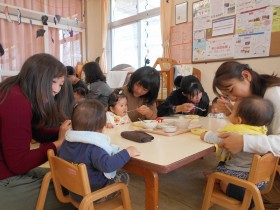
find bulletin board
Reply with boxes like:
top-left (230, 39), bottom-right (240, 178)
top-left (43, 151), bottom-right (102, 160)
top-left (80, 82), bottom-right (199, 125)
top-left (170, 22), bottom-right (193, 64)
top-left (192, 0), bottom-right (280, 63)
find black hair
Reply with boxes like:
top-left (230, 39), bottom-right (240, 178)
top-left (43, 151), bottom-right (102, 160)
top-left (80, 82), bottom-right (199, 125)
top-left (74, 87), bottom-right (87, 97)
top-left (66, 66), bottom-right (76, 76)
top-left (212, 97), bottom-right (219, 104)
top-left (174, 75), bottom-right (183, 88)
top-left (0, 44), bottom-right (4, 56)
top-left (127, 66), bottom-right (160, 105)
top-left (180, 75), bottom-right (204, 98)
top-left (108, 88), bottom-right (127, 109)
top-left (83, 62), bottom-right (106, 83)
top-left (236, 96), bottom-right (274, 126)
top-left (72, 99), bottom-right (106, 131)
top-left (213, 61), bottom-right (280, 97)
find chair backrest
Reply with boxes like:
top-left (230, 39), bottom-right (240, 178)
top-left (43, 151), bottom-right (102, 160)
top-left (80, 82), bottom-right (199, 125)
top-left (48, 149), bottom-right (92, 208)
top-left (243, 153), bottom-right (279, 208)
top-left (202, 153), bottom-right (279, 210)
top-left (153, 57), bottom-right (178, 70)
top-left (192, 68), bottom-right (201, 81)
top-left (247, 153), bottom-right (278, 193)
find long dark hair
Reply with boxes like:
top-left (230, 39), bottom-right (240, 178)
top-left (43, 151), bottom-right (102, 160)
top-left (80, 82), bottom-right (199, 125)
top-left (127, 66), bottom-right (160, 105)
top-left (83, 61), bottom-right (106, 84)
top-left (0, 53), bottom-right (70, 127)
top-left (213, 61), bottom-right (280, 97)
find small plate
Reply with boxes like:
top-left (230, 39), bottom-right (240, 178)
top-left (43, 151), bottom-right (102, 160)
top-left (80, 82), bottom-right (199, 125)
top-left (191, 128), bottom-right (208, 135)
top-left (185, 115), bottom-right (199, 119)
top-left (132, 121), bottom-right (142, 127)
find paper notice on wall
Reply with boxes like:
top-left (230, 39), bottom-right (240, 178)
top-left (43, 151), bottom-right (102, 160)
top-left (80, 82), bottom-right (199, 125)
top-left (236, 6), bottom-right (272, 34)
top-left (193, 0), bottom-right (210, 18)
top-left (234, 32), bottom-right (271, 58)
top-left (193, 39), bottom-right (207, 61)
top-left (224, 0), bottom-right (236, 16)
top-left (212, 17), bottom-right (235, 36)
top-left (170, 23), bottom-right (192, 46)
top-left (170, 43), bottom-right (192, 64)
top-left (174, 65), bottom-right (193, 78)
top-left (272, 6), bottom-right (280, 32)
top-left (206, 35), bottom-right (235, 59)
top-left (236, 0), bottom-right (270, 13)
top-left (193, 16), bottom-right (212, 31)
top-left (271, 0), bottom-right (280, 6)
top-left (210, 0), bottom-right (224, 19)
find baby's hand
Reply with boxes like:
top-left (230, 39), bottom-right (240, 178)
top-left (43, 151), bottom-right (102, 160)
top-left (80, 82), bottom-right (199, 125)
top-left (126, 146), bottom-right (140, 157)
top-left (200, 131), bottom-right (207, 140)
top-left (106, 123), bottom-right (114, 129)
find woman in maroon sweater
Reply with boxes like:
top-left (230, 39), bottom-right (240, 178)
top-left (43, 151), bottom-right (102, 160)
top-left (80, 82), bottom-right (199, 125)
top-left (0, 54), bottom-right (74, 209)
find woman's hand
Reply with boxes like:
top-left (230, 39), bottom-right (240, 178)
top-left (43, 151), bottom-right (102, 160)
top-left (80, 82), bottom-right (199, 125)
top-left (54, 120), bottom-right (71, 149)
top-left (216, 97), bottom-right (233, 116)
top-left (218, 133), bottom-right (244, 154)
top-left (136, 105), bottom-right (153, 118)
top-left (176, 103), bottom-right (194, 113)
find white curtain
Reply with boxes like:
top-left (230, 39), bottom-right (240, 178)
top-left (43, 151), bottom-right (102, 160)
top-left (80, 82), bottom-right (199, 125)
top-left (160, 0), bottom-right (172, 58)
top-left (100, 0), bottom-right (110, 73)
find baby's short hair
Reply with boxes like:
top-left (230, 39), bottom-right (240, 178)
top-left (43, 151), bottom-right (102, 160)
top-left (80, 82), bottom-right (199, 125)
top-left (236, 96), bottom-right (274, 126)
top-left (108, 88), bottom-right (127, 109)
top-left (72, 99), bottom-right (106, 131)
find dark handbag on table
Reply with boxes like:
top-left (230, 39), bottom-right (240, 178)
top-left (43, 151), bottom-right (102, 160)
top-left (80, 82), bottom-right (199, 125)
top-left (121, 131), bottom-right (154, 143)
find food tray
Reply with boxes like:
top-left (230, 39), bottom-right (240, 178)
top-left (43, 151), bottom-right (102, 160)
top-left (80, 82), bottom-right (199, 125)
top-left (140, 124), bottom-right (202, 137)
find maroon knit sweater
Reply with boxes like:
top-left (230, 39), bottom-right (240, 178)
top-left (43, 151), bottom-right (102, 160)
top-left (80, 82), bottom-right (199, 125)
top-left (0, 85), bottom-right (57, 179)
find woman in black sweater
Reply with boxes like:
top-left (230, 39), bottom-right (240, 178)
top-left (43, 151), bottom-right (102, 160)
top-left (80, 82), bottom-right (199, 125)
top-left (157, 75), bottom-right (209, 117)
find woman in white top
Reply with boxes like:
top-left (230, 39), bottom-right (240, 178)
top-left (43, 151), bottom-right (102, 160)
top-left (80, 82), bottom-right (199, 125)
top-left (212, 61), bottom-right (280, 208)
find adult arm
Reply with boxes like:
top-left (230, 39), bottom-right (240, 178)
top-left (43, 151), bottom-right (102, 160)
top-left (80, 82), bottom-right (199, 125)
top-left (219, 87), bottom-right (280, 156)
top-left (1, 92), bottom-right (56, 176)
top-left (32, 126), bottom-right (58, 142)
top-left (157, 90), bottom-right (183, 117)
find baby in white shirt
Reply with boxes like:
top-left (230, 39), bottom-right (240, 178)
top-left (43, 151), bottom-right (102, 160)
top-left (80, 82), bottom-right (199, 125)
top-left (106, 88), bottom-right (131, 128)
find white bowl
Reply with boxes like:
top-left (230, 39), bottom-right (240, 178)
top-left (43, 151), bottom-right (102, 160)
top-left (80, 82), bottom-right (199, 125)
top-left (157, 119), bottom-right (176, 129)
top-left (175, 118), bottom-right (192, 129)
top-left (141, 120), bottom-right (158, 130)
top-left (163, 125), bottom-right (177, 133)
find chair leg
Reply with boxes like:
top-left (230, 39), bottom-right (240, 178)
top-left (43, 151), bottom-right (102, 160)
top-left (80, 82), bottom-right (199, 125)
top-left (36, 172), bottom-right (52, 210)
top-left (201, 176), bottom-right (216, 210)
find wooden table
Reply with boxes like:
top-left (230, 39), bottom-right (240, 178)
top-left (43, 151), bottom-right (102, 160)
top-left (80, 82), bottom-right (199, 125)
top-left (104, 117), bottom-right (228, 210)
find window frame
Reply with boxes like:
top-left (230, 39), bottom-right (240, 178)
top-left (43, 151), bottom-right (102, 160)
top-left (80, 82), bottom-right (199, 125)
top-left (108, 1), bottom-right (160, 69)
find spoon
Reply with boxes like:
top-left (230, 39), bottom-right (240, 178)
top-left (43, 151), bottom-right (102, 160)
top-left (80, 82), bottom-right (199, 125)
top-left (138, 118), bottom-right (146, 123)
top-left (127, 109), bottom-right (137, 113)
top-left (193, 106), bottom-right (206, 112)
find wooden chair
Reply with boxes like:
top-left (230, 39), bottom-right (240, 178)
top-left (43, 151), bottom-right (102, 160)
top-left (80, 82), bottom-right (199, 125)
top-left (153, 57), bottom-right (178, 70)
top-left (201, 153), bottom-right (279, 210)
top-left (153, 58), bottom-right (178, 102)
top-left (36, 149), bottom-right (132, 210)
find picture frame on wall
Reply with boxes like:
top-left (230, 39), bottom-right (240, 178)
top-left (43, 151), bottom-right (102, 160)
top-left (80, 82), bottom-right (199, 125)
top-left (175, 2), bottom-right (188, 25)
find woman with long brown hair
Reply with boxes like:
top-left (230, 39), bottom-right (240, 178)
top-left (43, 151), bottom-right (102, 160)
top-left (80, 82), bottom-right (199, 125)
top-left (0, 53), bottom-right (74, 209)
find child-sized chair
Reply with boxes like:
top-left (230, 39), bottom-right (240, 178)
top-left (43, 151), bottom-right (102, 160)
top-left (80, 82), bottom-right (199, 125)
top-left (201, 153), bottom-right (279, 210)
top-left (36, 149), bottom-right (132, 210)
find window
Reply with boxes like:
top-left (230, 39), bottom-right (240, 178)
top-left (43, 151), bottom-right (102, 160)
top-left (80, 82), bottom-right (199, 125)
top-left (109, 0), bottom-right (162, 69)
top-left (0, 1), bottom-right (84, 81)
